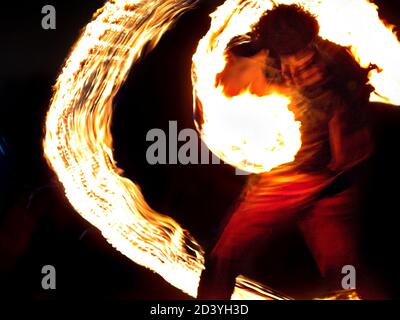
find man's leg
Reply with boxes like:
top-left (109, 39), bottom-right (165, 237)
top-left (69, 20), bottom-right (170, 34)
top-left (298, 186), bottom-right (361, 292)
top-left (197, 177), bottom-right (311, 300)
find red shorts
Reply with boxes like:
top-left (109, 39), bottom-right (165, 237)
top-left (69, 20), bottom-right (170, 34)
top-left (198, 170), bottom-right (361, 299)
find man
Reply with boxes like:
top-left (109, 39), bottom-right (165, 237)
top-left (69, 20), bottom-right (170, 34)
top-left (197, 4), bottom-right (375, 299)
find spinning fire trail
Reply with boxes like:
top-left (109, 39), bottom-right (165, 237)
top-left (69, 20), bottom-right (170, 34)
top-left (44, 0), bottom-right (400, 299)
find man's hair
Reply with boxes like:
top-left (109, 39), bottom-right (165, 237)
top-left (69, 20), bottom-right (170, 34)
top-left (254, 4), bottom-right (320, 55)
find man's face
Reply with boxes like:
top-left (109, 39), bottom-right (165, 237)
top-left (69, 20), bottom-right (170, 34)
top-left (280, 46), bottom-right (324, 88)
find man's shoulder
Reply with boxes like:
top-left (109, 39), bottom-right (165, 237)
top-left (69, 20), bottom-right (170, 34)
top-left (315, 38), bottom-right (369, 80)
top-left (315, 38), bottom-right (373, 99)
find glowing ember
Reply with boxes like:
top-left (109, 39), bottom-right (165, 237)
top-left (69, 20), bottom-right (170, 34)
top-left (44, 0), bottom-right (400, 300)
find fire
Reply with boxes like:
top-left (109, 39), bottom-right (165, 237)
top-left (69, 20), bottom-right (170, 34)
top-left (192, 0), bottom-right (400, 173)
top-left (43, 0), bottom-right (283, 300)
top-left (192, 0), bottom-right (301, 174)
top-left (313, 0), bottom-right (400, 105)
top-left (194, 91), bottom-right (302, 173)
top-left (44, 0), bottom-right (205, 298)
top-left (43, 0), bottom-right (400, 300)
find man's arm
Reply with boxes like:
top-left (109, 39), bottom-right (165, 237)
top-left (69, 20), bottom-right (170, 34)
top-left (322, 42), bottom-right (375, 173)
top-left (283, 40), bottom-right (375, 173)
top-left (328, 97), bottom-right (374, 173)
top-left (215, 48), bottom-right (277, 97)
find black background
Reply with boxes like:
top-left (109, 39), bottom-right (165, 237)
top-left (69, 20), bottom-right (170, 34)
top-left (1, 0), bottom-right (400, 300)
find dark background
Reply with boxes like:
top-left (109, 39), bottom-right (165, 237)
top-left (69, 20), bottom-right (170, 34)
top-left (1, 0), bottom-right (400, 300)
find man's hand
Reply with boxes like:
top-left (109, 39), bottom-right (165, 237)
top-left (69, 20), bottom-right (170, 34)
top-left (215, 50), bottom-right (274, 97)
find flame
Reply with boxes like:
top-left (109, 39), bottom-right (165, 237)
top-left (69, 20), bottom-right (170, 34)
top-left (312, 0), bottom-right (400, 105)
top-left (43, 0), bottom-right (284, 300)
top-left (315, 290), bottom-right (361, 300)
top-left (192, 0), bottom-right (400, 173)
top-left (44, 0), bottom-right (204, 298)
top-left (192, 0), bottom-right (302, 174)
top-left (43, 0), bottom-right (400, 300)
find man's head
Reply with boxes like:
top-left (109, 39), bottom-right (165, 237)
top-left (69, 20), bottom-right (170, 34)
top-left (254, 4), bottom-right (319, 56)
